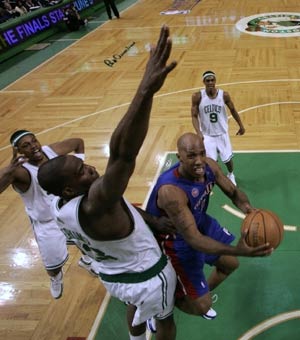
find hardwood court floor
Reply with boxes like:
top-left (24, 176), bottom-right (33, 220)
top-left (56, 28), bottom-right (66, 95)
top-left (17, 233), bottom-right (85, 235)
top-left (0, 0), bottom-right (300, 339)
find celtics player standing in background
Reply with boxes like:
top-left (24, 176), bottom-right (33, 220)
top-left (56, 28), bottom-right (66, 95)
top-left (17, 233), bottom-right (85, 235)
top-left (191, 70), bottom-right (245, 186)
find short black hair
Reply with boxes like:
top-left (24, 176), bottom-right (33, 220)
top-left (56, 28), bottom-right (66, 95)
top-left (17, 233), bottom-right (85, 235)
top-left (38, 156), bottom-right (68, 197)
top-left (10, 130), bottom-right (34, 147)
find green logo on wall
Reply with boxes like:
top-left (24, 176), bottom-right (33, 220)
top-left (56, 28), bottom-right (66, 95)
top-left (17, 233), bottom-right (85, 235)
top-left (236, 12), bottom-right (300, 37)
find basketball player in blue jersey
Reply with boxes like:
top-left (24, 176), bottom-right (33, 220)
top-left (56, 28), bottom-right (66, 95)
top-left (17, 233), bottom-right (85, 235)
top-left (146, 132), bottom-right (272, 321)
top-left (191, 70), bottom-right (245, 186)
top-left (0, 131), bottom-right (100, 299)
top-left (38, 26), bottom-right (178, 340)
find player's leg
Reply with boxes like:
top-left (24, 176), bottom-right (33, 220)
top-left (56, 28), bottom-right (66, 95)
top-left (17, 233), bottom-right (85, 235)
top-left (204, 216), bottom-right (238, 291)
top-left (156, 314), bottom-right (176, 340)
top-left (126, 304), bottom-right (147, 340)
top-left (207, 255), bottom-right (239, 291)
top-left (175, 291), bottom-right (214, 317)
top-left (218, 133), bottom-right (236, 184)
top-left (32, 219), bottom-right (68, 299)
top-left (203, 135), bottom-right (218, 160)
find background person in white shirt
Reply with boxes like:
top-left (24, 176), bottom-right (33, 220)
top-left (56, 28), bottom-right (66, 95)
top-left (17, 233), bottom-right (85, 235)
top-left (191, 70), bottom-right (245, 185)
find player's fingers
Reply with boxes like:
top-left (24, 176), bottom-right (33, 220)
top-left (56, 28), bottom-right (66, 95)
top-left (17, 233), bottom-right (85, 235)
top-left (12, 147), bottom-right (18, 159)
top-left (153, 25), bottom-right (169, 59)
top-left (253, 243), bottom-right (273, 255)
top-left (165, 60), bottom-right (177, 74)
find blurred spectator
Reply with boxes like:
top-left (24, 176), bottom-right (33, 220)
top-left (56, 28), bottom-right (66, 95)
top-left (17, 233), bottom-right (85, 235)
top-left (103, 0), bottom-right (119, 20)
top-left (14, 0), bottom-right (28, 15)
top-left (63, 5), bottom-right (87, 31)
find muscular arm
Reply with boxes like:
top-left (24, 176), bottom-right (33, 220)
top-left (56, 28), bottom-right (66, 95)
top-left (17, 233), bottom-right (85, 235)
top-left (191, 92), bottom-right (203, 138)
top-left (224, 91), bottom-right (245, 135)
top-left (157, 184), bottom-right (271, 256)
top-left (49, 138), bottom-right (84, 155)
top-left (157, 185), bottom-right (239, 255)
top-left (88, 26), bottom-right (177, 209)
top-left (206, 158), bottom-right (253, 214)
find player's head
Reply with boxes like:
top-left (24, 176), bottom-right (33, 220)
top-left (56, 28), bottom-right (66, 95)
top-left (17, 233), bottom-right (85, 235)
top-left (10, 130), bottom-right (43, 161)
top-left (202, 70), bottom-right (216, 87)
top-left (10, 130), bottom-right (34, 148)
top-left (38, 155), bottom-right (99, 199)
top-left (176, 133), bottom-right (206, 180)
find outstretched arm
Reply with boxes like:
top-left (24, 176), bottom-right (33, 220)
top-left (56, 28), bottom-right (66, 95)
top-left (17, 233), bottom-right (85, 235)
top-left (224, 91), bottom-right (245, 135)
top-left (91, 25), bottom-right (177, 206)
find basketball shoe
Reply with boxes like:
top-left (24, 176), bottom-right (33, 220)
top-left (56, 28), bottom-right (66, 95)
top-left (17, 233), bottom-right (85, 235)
top-left (78, 256), bottom-right (99, 277)
top-left (50, 270), bottom-right (63, 299)
top-left (227, 172), bottom-right (237, 186)
top-left (146, 317), bottom-right (156, 333)
top-left (202, 307), bottom-right (217, 320)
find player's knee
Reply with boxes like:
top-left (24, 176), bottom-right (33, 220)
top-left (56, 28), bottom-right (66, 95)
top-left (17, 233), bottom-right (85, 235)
top-left (217, 255), bottom-right (239, 275)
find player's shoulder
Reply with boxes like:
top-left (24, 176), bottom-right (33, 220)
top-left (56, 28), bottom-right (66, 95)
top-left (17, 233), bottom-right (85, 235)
top-left (222, 89), bottom-right (230, 99)
top-left (192, 90), bottom-right (202, 102)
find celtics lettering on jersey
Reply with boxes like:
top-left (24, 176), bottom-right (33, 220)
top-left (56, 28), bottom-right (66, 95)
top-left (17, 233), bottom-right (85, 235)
top-left (203, 104), bottom-right (222, 123)
top-left (61, 227), bottom-right (118, 262)
top-left (199, 89), bottom-right (227, 136)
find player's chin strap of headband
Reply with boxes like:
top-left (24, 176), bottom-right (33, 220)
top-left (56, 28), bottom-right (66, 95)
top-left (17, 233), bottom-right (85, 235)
top-left (202, 72), bottom-right (216, 80)
top-left (11, 131), bottom-right (33, 147)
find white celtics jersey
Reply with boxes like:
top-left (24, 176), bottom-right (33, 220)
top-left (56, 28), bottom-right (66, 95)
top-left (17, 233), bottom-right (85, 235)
top-left (52, 196), bottom-right (162, 275)
top-left (13, 146), bottom-right (57, 222)
top-left (198, 89), bottom-right (228, 136)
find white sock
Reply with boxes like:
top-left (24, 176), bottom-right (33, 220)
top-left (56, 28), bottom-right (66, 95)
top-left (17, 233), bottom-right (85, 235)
top-left (129, 332), bottom-right (146, 340)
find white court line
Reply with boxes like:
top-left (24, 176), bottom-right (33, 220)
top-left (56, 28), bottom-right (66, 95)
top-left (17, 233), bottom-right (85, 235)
top-left (1, 97), bottom-right (300, 152)
top-left (87, 292), bottom-right (111, 340)
top-left (238, 310), bottom-right (300, 340)
top-left (222, 204), bottom-right (298, 231)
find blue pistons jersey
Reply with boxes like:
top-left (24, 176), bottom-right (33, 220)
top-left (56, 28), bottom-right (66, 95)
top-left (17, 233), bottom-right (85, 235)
top-left (146, 162), bottom-right (235, 298)
top-left (146, 162), bottom-right (215, 236)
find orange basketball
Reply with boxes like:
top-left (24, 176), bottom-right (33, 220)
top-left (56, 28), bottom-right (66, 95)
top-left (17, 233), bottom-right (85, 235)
top-left (241, 209), bottom-right (284, 249)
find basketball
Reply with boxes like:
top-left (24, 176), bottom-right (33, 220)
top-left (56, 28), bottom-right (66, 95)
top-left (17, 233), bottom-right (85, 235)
top-left (241, 209), bottom-right (284, 249)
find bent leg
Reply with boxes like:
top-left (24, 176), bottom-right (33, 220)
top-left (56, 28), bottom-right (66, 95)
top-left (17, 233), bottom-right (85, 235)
top-left (208, 255), bottom-right (239, 291)
top-left (175, 291), bottom-right (212, 316)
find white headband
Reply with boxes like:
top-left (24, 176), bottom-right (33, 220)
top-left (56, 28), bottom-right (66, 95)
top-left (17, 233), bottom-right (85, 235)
top-left (11, 131), bottom-right (33, 147)
top-left (202, 72), bottom-right (216, 80)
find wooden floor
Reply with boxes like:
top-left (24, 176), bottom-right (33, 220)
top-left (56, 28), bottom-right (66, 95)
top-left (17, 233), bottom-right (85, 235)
top-left (1, 0), bottom-right (300, 339)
